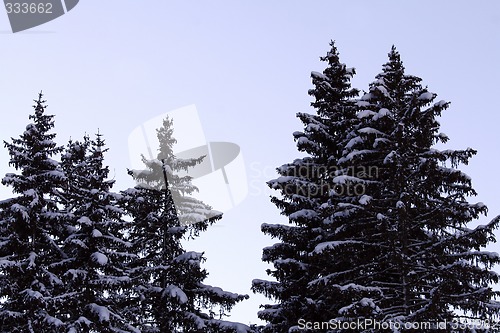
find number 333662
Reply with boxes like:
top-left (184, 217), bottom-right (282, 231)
top-left (5, 3), bottom-right (53, 14)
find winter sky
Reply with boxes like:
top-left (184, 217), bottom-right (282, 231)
top-left (0, 1), bottom-right (499, 325)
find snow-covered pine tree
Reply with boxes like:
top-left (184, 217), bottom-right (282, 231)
top-left (121, 116), bottom-right (252, 333)
top-left (251, 41), bottom-right (377, 332)
top-left (253, 43), bottom-right (500, 332)
top-left (336, 46), bottom-right (500, 330)
top-left (57, 133), bottom-right (138, 332)
top-left (0, 93), bottom-right (67, 332)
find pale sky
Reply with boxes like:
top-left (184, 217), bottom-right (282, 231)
top-left (0, 1), bottom-right (499, 326)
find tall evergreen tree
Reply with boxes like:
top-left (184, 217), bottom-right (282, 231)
top-left (121, 117), bottom-right (252, 332)
top-left (0, 93), bottom-right (67, 332)
top-left (251, 42), bottom-right (368, 332)
top-left (253, 44), bottom-right (500, 332)
top-left (57, 133), bottom-right (138, 332)
top-left (333, 46), bottom-right (500, 330)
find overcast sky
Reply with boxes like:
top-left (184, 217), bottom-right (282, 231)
top-left (0, 1), bottom-right (499, 325)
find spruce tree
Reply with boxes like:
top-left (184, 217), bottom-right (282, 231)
top-left (58, 133), bottom-right (138, 332)
top-left (121, 117), bottom-right (252, 332)
top-left (251, 42), bottom-right (368, 332)
top-left (334, 46), bottom-right (500, 330)
top-left (253, 44), bottom-right (500, 332)
top-left (0, 93), bottom-right (67, 332)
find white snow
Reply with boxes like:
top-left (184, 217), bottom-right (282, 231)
top-left (375, 85), bottom-right (390, 98)
top-left (174, 251), bottom-right (202, 267)
top-left (27, 251), bottom-right (36, 268)
top-left (332, 175), bottom-right (362, 185)
top-left (297, 136), bottom-right (314, 146)
top-left (77, 216), bottom-right (92, 225)
top-left (23, 189), bottom-right (36, 196)
top-left (373, 108), bottom-right (391, 121)
top-left (44, 315), bottom-right (63, 327)
top-left (23, 289), bottom-right (43, 299)
top-left (289, 209), bottom-right (317, 220)
top-left (346, 136), bottom-right (363, 149)
top-left (356, 100), bottom-right (370, 107)
top-left (339, 297), bottom-right (380, 315)
top-left (475, 202), bottom-right (486, 209)
top-left (437, 132), bottom-right (449, 140)
top-left (92, 229), bottom-right (102, 237)
top-left (334, 283), bottom-right (381, 293)
top-left (208, 319), bottom-right (251, 333)
top-left (91, 252), bottom-right (108, 266)
top-left (163, 163), bottom-right (173, 175)
top-left (434, 99), bottom-right (448, 107)
top-left (418, 92), bottom-right (435, 100)
top-left (89, 303), bottom-right (110, 322)
top-left (305, 123), bottom-right (321, 132)
top-left (359, 195), bottom-right (372, 205)
top-left (373, 137), bottom-right (390, 148)
top-left (76, 317), bottom-right (92, 326)
top-left (10, 204), bottom-right (30, 222)
top-left (46, 170), bottom-right (65, 179)
top-left (339, 149), bottom-right (376, 163)
top-left (383, 151), bottom-right (397, 164)
top-left (313, 240), bottom-right (362, 253)
top-left (164, 285), bottom-right (188, 304)
top-left (358, 127), bottom-right (385, 136)
top-left (357, 110), bottom-right (376, 119)
top-left (199, 283), bottom-right (243, 299)
top-left (311, 71), bottom-right (328, 80)
top-left (65, 269), bottom-right (87, 280)
top-left (0, 259), bottom-right (16, 268)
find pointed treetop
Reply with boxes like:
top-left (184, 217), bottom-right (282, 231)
top-left (321, 40), bottom-right (340, 65)
top-left (308, 40), bottom-right (358, 116)
top-left (89, 131), bottom-right (111, 183)
top-left (26, 91), bottom-right (58, 137)
top-left (382, 45), bottom-right (404, 74)
top-left (389, 45), bottom-right (399, 57)
top-left (318, 40), bottom-right (356, 78)
top-left (33, 91), bottom-right (46, 117)
top-left (363, 46), bottom-right (423, 105)
top-left (156, 116), bottom-right (177, 160)
top-left (93, 129), bottom-right (106, 154)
